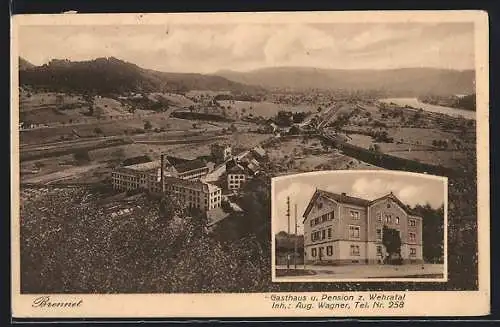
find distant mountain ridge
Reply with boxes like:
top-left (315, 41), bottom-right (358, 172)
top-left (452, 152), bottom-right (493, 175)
top-left (19, 57), bottom-right (264, 95)
top-left (19, 57), bottom-right (35, 71)
top-left (216, 67), bottom-right (475, 96)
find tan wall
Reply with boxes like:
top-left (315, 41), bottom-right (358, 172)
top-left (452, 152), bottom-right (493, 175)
top-left (368, 197), bottom-right (422, 246)
top-left (338, 204), bottom-right (367, 241)
top-left (303, 196), bottom-right (339, 247)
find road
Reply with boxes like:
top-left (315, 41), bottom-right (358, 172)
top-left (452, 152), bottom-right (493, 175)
top-left (275, 263), bottom-right (445, 279)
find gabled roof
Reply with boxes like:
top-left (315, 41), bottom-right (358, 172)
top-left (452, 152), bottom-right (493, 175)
top-left (302, 189), bottom-right (370, 223)
top-left (122, 155), bottom-right (152, 167)
top-left (172, 158), bottom-right (207, 173)
top-left (369, 192), bottom-right (418, 216)
top-left (227, 163), bottom-right (247, 174)
top-left (164, 155), bottom-right (190, 167)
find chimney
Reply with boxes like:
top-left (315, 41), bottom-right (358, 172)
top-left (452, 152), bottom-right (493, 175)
top-left (160, 154), bottom-right (165, 193)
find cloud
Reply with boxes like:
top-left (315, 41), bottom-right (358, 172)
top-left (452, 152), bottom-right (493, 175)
top-left (18, 22), bottom-right (474, 73)
top-left (350, 176), bottom-right (442, 208)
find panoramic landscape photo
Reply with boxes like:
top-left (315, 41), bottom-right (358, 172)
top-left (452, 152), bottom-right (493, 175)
top-left (17, 22), bottom-right (477, 293)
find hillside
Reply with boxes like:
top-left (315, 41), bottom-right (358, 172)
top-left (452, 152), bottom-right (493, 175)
top-left (216, 67), bottom-right (475, 96)
top-left (19, 57), bottom-right (264, 95)
top-left (19, 57), bottom-right (36, 71)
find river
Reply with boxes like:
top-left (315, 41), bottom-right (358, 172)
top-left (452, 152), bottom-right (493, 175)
top-left (378, 97), bottom-right (475, 120)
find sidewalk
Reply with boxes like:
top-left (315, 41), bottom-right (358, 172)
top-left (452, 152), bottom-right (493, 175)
top-left (276, 263), bottom-right (444, 279)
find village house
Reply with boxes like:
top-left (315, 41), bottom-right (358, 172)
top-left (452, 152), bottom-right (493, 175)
top-left (210, 143), bottom-right (232, 163)
top-left (226, 161), bottom-right (248, 191)
top-left (302, 190), bottom-right (423, 265)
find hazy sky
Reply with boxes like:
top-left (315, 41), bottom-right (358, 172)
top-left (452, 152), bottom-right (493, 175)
top-left (273, 172), bottom-right (446, 235)
top-left (18, 22), bottom-right (474, 73)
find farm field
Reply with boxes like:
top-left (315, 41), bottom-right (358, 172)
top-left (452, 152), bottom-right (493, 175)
top-left (388, 150), bottom-right (469, 168)
top-left (265, 136), bottom-right (379, 173)
top-left (217, 100), bottom-right (314, 118)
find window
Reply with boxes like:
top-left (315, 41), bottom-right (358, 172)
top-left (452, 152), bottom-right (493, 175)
top-left (321, 229), bottom-right (326, 240)
top-left (376, 228), bottom-right (382, 241)
top-left (329, 211), bottom-right (334, 220)
top-left (350, 245), bottom-right (360, 256)
top-left (385, 214), bottom-right (392, 223)
top-left (311, 248), bottom-right (317, 257)
top-left (387, 202), bottom-right (391, 208)
top-left (310, 220), bottom-right (314, 227)
top-left (327, 246), bottom-right (333, 256)
top-left (349, 225), bottom-right (360, 239)
top-left (328, 228), bottom-right (332, 238)
top-left (396, 217), bottom-right (400, 225)
top-left (376, 245), bottom-right (382, 255)
top-left (317, 202), bottom-right (323, 209)
top-left (322, 214), bottom-right (328, 222)
top-left (350, 210), bottom-right (360, 220)
top-left (409, 219), bottom-right (416, 227)
top-left (409, 232), bottom-right (416, 243)
top-left (377, 212), bottom-right (382, 222)
top-left (410, 248), bottom-right (417, 257)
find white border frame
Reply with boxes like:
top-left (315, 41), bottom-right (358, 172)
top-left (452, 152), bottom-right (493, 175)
top-left (11, 10), bottom-right (490, 318)
top-left (271, 170), bottom-right (448, 283)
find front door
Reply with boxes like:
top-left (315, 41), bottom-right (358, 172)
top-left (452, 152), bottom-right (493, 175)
top-left (319, 247), bottom-right (324, 261)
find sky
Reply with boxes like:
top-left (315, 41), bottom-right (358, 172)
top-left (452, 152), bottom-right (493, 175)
top-left (272, 171), bottom-right (446, 235)
top-left (18, 22), bottom-right (474, 73)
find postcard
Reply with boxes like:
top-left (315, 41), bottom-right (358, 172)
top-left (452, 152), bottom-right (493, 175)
top-left (11, 10), bottom-right (490, 318)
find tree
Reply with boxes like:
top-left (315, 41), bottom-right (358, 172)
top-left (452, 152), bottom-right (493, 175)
top-left (412, 203), bottom-right (444, 263)
top-left (221, 200), bottom-right (232, 213)
top-left (144, 120), bottom-right (152, 131)
top-left (382, 225), bottom-right (402, 264)
top-left (94, 127), bottom-right (103, 135)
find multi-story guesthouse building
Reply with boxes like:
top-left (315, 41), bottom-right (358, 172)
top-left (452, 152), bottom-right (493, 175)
top-left (111, 154), bottom-right (222, 213)
top-left (226, 162), bottom-right (248, 191)
top-left (302, 189), bottom-right (424, 265)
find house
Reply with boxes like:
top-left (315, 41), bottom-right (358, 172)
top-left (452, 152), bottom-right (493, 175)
top-left (210, 143), bottom-right (232, 163)
top-left (226, 161), bottom-right (249, 191)
top-left (302, 190), bottom-right (424, 265)
top-left (251, 145), bottom-right (267, 159)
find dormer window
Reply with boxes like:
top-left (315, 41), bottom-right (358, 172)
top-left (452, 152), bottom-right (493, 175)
top-left (317, 202), bottom-right (323, 209)
top-left (387, 202), bottom-right (391, 208)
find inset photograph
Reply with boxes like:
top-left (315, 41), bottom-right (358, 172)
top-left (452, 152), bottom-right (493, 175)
top-left (272, 170), bottom-right (447, 282)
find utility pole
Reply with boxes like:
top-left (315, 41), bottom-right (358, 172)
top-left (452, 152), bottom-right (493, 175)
top-left (294, 203), bottom-right (298, 270)
top-left (286, 196), bottom-right (290, 270)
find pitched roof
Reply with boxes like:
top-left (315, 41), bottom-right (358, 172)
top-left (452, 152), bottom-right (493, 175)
top-left (172, 158), bottom-right (207, 173)
top-left (122, 155), bottom-right (151, 167)
top-left (252, 145), bottom-right (266, 157)
top-left (163, 155), bottom-right (190, 166)
top-left (227, 163), bottom-right (247, 174)
top-left (127, 160), bottom-right (161, 171)
top-left (302, 189), bottom-right (369, 222)
top-left (302, 189), bottom-right (420, 223)
top-left (369, 192), bottom-right (418, 216)
top-left (318, 190), bottom-right (371, 207)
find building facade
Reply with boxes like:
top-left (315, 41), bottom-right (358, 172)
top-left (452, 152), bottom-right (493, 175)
top-left (302, 190), bottom-right (424, 265)
top-left (111, 154), bottom-right (221, 213)
top-left (226, 163), bottom-right (248, 191)
top-left (149, 176), bottom-right (222, 212)
top-left (210, 143), bottom-right (232, 163)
